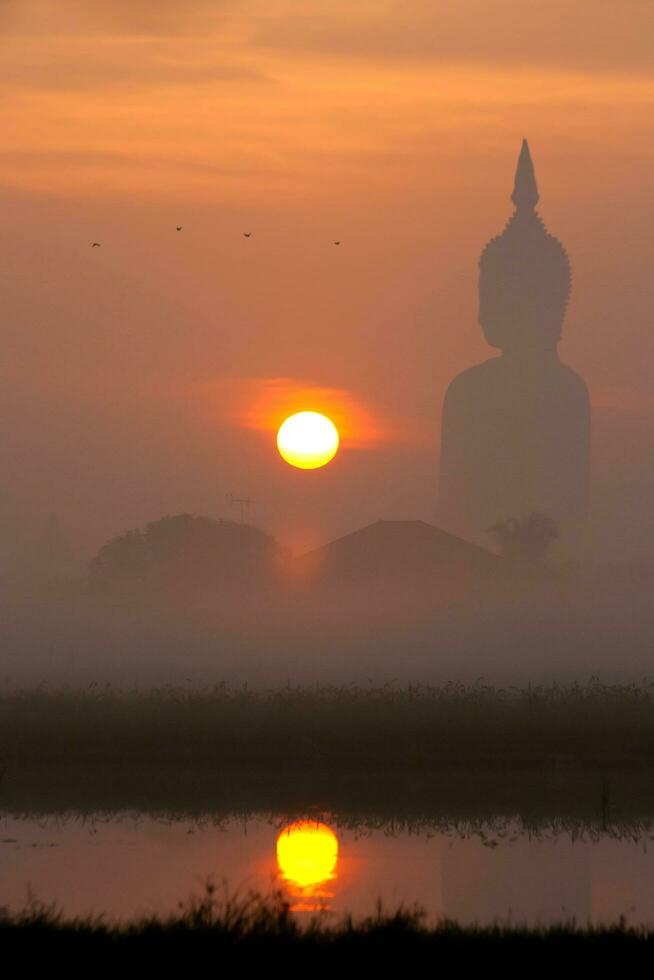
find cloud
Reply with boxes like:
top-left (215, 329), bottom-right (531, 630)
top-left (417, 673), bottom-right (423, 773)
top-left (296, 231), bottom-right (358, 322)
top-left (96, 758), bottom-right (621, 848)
top-left (185, 376), bottom-right (427, 449)
top-left (0, 0), bottom-right (242, 37)
top-left (0, 0), bottom-right (651, 207)
top-left (0, 36), bottom-right (267, 92)
top-left (4, 1), bottom-right (654, 75)
top-left (251, 0), bottom-right (654, 74)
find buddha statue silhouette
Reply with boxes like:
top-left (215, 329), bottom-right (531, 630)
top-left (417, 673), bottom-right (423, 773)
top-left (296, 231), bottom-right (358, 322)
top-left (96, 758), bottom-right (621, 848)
top-left (438, 140), bottom-right (590, 543)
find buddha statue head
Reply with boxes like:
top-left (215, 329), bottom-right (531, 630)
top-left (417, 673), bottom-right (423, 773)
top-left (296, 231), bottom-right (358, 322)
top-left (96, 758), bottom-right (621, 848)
top-left (478, 139), bottom-right (571, 353)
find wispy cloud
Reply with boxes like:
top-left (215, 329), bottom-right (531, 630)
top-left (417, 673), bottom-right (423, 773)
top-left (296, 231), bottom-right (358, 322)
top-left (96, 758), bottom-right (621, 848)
top-left (0, 0), bottom-right (241, 37)
top-left (186, 376), bottom-right (427, 449)
top-left (250, 0), bottom-right (654, 73)
top-left (0, 2), bottom-right (652, 203)
top-left (7, 0), bottom-right (652, 75)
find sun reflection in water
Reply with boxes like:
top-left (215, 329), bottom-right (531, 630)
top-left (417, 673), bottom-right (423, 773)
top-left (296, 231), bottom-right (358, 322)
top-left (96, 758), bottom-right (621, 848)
top-left (276, 820), bottom-right (339, 911)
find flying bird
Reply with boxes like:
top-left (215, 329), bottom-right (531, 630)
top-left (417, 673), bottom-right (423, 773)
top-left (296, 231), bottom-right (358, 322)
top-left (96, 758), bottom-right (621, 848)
top-left (333, 241), bottom-right (341, 245)
top-left (176, 226), bottom-right (182, 231)
top-left (243, 232), bottom-right (252, 238)
top-left (91, 242), bottom-right (101, 247)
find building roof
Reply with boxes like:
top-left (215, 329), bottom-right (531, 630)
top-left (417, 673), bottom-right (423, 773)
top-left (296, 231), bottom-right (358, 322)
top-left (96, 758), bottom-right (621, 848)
top-left (293, 519), bottom-right (503, 589)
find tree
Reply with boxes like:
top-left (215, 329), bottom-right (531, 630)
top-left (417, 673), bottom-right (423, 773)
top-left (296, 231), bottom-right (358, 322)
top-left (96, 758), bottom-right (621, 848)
top-left (89, 529), bottom-right (151, 591)
top-left (487, 512), bottom-right (559, 565)
top-left (89, 514), bottom-right (286, 593)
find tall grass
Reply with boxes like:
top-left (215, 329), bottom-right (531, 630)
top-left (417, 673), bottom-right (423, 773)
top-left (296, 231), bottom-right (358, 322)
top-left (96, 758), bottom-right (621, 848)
top-left (2, 679), bottom-right (654, 768)
top-left (3, 681), bottom-right (654, 830)
top-left (1, 883), bottom-right (653, 963)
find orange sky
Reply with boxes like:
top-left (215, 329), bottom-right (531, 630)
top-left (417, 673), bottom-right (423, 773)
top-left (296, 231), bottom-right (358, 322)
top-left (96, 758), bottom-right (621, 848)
top-left (0, 1), bottom-right (653, 556)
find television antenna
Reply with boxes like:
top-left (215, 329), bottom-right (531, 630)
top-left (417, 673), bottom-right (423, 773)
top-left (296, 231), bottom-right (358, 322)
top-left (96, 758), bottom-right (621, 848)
top-left (227, 493), bottom-right (255, 524)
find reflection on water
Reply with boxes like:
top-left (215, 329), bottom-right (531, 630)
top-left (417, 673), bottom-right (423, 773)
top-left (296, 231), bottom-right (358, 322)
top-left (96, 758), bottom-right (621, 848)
top-left (2, 813), bottom-right (654, 926)
top-left (276, 820), bottom-right (339, 911)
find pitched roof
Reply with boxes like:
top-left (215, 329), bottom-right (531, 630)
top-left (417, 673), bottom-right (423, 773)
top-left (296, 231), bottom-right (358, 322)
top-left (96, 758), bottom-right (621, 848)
top-left (293, 520), bottom-right (503, 587)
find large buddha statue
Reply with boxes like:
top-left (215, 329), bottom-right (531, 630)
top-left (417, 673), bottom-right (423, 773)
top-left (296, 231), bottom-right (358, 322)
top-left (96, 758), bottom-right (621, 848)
top-left (438, 140), bottom-right (590, 544)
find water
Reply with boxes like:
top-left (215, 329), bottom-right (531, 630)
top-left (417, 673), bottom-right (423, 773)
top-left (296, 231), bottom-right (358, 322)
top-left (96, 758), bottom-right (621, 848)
top-left (2, 813), bottom-right (654, 927)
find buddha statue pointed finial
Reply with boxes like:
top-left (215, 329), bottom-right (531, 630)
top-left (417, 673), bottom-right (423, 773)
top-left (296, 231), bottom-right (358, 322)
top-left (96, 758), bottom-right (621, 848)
top-left (511, 138), bottom-right (539, 211)
top-left (478, 139), bottom-right (570, 351)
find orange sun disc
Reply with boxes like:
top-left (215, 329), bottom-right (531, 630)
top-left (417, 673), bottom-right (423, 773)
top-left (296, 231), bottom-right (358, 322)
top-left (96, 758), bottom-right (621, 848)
top-left (276, 411), bottom-right (339, 469)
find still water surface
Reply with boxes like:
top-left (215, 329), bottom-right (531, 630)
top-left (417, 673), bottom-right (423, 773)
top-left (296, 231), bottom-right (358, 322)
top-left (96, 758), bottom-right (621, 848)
top-left (2, 814), bottom-right (654, 927)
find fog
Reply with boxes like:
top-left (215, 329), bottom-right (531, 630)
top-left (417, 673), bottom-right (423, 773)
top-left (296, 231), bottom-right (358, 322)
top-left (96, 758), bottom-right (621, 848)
top-left (1, 561), bottom-right (652, 691)
top-left (1, 2), bottom-right (653, 692)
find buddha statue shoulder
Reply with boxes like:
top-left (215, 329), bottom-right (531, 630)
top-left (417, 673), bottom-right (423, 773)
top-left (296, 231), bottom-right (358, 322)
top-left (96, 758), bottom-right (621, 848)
top-left (438, 140), bottom-right (590, 542)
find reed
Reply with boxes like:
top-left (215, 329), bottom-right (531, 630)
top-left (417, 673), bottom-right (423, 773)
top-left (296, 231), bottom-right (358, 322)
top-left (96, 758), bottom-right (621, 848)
top-left (1, 883), bottom-right (652, 964)
top-left (2, 679), bottom-right (654, 769)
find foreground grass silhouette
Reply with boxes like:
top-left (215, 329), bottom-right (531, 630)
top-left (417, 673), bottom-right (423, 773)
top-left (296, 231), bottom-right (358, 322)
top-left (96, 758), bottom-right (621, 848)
top-left (2, 884), bottom-right (653, 965)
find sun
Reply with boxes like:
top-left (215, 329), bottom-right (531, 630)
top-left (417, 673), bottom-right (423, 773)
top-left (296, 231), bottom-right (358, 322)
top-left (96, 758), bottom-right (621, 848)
top-left (276, 821), bottom-right (339, 888)
top-left (276, 411), bottom-right (339, 469)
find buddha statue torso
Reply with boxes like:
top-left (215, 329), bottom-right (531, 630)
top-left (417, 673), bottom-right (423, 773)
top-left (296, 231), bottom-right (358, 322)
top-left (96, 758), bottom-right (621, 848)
top-left (438, 140), bottom-right (590, 542)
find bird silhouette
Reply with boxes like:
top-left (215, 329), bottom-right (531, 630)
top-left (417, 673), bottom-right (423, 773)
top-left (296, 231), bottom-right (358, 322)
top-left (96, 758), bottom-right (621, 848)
top-left (176, 226), bottom-right (182, 231)
top-left (333, 241), bottom-right (341, 245)
top-left (91, 242), bottom-right (101, 247)
top-left (243, 232), bottom-right (252, 238)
